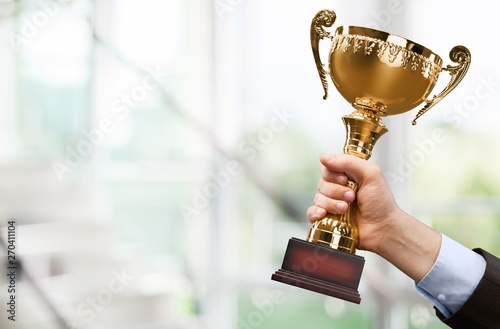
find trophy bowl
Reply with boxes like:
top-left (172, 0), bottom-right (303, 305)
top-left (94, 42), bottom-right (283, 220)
top-left (330, 26), bottom-right (442, 116)
top-left (312, 10), bottom-right (471, 125)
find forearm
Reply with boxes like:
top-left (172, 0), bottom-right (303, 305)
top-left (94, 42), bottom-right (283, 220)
top-left (373, 210), bottom-right (442, 282)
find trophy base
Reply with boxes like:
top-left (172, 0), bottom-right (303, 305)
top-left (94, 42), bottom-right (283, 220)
top-left (271, 238), bottom-right (364, 304)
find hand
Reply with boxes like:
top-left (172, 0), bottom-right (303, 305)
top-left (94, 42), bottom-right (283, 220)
top-left (307, 153), bottom-right (400, 252)
top-left (306, 153), bottom-right (441, 281)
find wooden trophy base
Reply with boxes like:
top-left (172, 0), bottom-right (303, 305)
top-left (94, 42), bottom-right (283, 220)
top-left (271, 238), bottom-right (364, 304)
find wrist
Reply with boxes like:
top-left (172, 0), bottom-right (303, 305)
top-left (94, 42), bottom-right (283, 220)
top-left (371, 211), bottom-right (441, 282)
top-left (365, 207), bottom-right (405, 255)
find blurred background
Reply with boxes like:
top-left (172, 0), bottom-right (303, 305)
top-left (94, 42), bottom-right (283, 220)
top-left (0, 0), bottom-right (499, 328)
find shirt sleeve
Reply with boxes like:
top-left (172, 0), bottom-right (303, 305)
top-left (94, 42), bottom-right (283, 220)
top-left (415, 234), bottom-right (486, 318)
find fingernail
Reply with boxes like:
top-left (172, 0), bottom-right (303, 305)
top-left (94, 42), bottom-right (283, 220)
top-left (335, 174), bottom-right (348, 185)
top-left (336, 202), bottom-right (347, 212)
top-left (315, 208), bottom-right (324, 215)
top-left (344, 190), bottom-right (355, 201)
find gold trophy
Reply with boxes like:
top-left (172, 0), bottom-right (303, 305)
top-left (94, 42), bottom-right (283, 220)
top-left (272, 9), bottom-right (471, 303)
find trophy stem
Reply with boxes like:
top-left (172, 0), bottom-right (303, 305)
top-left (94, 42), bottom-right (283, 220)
top-left (342, 107), bottom-right (388, 161)
top-left (306, 107), bottom-right (388, 253)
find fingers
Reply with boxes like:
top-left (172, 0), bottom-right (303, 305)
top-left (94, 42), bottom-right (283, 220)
top-left (319, 164), bottom-right (349, 185)
top-left (317, 178), bottom-right (355, 203)
top-left (307, 205), bottom-right (326, 222)
top-left (320, 153), bottom-right (379, 184)
top-left (308, 153), bottom-right (358, 223)
top-left (317, 154), bottom-right (355, 203)
top-left (314, 191), bottom-right (348, 212)
top-left (307, 192), bottom-right (351, 223)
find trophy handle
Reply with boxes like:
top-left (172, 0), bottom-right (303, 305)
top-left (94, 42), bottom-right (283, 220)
top-left (412, 46), bottom-right (471, 125)
top-left (311, 9), bottom-right (336, 100)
